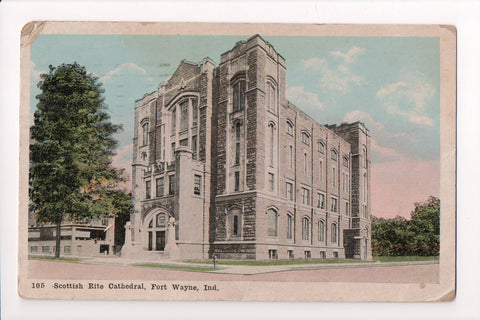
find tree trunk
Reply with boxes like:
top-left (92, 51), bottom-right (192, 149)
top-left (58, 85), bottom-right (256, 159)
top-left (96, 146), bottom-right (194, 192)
top-left (55, 220), bottom-right (61, 259)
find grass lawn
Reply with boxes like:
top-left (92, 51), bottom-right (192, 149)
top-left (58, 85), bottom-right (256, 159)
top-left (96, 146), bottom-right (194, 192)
top-left (184, 259), bottom-right (373, 266)
top-left (134, 264), bottom-right (216, 272)
top-left (28, 256), bottom-right (82, 263)
top-left (373, 255), bottom-right (439, 263)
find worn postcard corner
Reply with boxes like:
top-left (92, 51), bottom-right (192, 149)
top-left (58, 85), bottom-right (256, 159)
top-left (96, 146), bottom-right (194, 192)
top-left (19, 21), bottom-right (456, 302)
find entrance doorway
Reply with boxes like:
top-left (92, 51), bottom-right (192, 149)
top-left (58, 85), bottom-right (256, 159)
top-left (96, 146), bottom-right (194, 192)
top-left (145, 211), bottom-right (169, 251)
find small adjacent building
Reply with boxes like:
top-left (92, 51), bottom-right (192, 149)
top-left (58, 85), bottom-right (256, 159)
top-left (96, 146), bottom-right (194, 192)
top-left (122, 35), bottom-right (372, 261)
top-left (28, 214), bottom-right (121, 258)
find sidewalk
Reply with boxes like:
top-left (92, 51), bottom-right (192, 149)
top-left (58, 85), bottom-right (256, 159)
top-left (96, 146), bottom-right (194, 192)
top-left (79, 255), bottom-right (439, 275)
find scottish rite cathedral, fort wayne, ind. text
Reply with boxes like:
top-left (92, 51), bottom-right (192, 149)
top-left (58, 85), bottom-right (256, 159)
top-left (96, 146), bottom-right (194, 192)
top-left (122, 35), bottom-right (372, 261)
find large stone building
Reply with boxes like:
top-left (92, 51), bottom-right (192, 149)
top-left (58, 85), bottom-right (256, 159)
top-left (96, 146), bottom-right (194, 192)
top-left (122, 35), bottom-right (372, 261)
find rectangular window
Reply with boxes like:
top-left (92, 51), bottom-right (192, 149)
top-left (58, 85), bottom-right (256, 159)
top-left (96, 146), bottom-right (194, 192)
top-left (64, 246), bottom-right (71, 255)
top-left (331, 197), bottom-right (338, 212)
top-left (318, 193), bottom-right (325, 209)
top-left (145, 180), bottom-right (151, 199)
top-left (345, 201), bottom-right (349, 216)
top-left (289, 145), bottom-right (293, 169)
top-left (180, 138), bottom-right (188, 147)
top-left (42, 246), bottom-right (49, 253)
top-left (268, 249), bottom-right (278, 260)
top-left (235, 142), bottom-right (240, 165)
top-left (169, 175), bottom-right (175, 195)
top-left (332, 167), bottom-right (336, 187)
top-left (342, 172), bottom-right (345, 191)
top-left (194, 174), bottom-right (201, 195)
top-left (192, 135), bottom-right (197, 156)
top-left (268, 173), bottom-right (274, 191)
top-left (304, 251), bottom-right (311, 259)
top-left (286, 182), bottom-right (293, 201)
top-left (180, 101), bottom-right (188, 131)
top-left (171, 107), bottom-right (176, 134)
top-left (192, 104), bottom-right (198, 126)
top-left (302, 188), bottom-right (310, 205)
top-left (30, 246), bottom-right (38, 253)
top-left (288, 250), bottom-right (294, 259)
top-left (320, 251), bottom-right (326, 259)
top-left (234, 171), bottom-right (240, 191)
top-left (156, 177), bottom-right (164, 197)
top-left (171, 142), bottom-right (176, 158)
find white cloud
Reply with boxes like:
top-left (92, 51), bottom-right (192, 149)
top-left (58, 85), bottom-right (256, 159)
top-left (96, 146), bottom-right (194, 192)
top-left (370, 138), bottom-right (403, 161)
top-left (286, 86), bottom-right (324, 110)
top-left (329, 46), bottom-right (365, 64)
top-left (376, 70), bottom-right (435, 126)
top-left (376, 81), bottom-right (407, 98)
top-left (102, 62), bottom-right (153, 83)
top-left (302, 58), bottom-right (364, 94)
top-left (302, 57), bottom-right (329, 70)
top-left (343, 110), bottom-right (384, 130)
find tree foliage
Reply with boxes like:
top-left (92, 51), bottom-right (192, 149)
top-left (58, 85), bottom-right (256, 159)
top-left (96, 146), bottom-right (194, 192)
top-left (372, 196), bottom-right (440, 256)
top-left (29, 62), bottom-right (123, 258)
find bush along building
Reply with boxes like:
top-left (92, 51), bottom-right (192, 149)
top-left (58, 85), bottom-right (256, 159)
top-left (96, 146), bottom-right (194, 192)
top-left (122, 35), bottom-right (372, 261)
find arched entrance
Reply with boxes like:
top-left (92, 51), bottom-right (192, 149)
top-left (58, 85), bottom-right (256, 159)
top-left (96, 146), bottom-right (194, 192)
top-left (143, 210), bottom-right (170, 251)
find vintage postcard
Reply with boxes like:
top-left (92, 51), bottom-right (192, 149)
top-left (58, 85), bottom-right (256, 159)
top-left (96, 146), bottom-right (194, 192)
top-left (18, 22), bottom-right (456, 301)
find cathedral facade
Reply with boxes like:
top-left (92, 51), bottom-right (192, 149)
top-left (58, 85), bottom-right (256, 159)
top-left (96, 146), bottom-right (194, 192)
top-left (122, 35), bottom-right (372, 261)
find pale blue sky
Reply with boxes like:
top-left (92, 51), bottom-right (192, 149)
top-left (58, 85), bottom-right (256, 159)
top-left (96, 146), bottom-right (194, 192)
top-left (29, 34), bottom-right (440, 217)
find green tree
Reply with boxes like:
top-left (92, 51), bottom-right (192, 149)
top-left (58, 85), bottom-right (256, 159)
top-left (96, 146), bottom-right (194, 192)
top-left (30, 62), bottom-right (122, 258)
top-left (372, 196), bottom-right (440, 257)
top-left (408, 196), bottom-right (440, 256)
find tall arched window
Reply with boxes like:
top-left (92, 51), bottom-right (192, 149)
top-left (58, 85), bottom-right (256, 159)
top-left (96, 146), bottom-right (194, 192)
top-left (235, 122), bottom-right (241, 165)
top-left (331, 223), bottom-right (337, 243)
top-left (228, 207), bottom-right (242, 238)
top-left (286, 120), bottom-right (294, 136)
top-left (171, 107), bottom-right (176, 134)
top-left (287, 213), bottom-right (293, 239)
top-left (331, 149), bottom-right (338, 161)
top-left (318, 220), bottom-right (325, 242)
top-left (302, 217), bottom-right (310, 240)
top-left (267, 208), bottom-right (278, 237)
top-left (266, 81), bottom-right (277, 113)
top-left (268, 122), bottom-right (275, 167)
top-left (180, 100), bottom-right (189, 131)
top-left (301, 132), bottom-right (310, 146)
top-left (364, 173), bottom-right (368, 202)
top-left (363, 146), bottom-right (367, 168)
top-left (142, 122), bottom-right (149, 146)
top-left (233, 80), bottom-right (246, 111)
top-left (304, 152), bottom-right (308, 176)
top-left (318, 141), bottom-right (325, 154)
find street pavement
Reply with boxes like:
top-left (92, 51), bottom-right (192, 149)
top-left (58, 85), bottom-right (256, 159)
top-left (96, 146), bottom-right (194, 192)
top-left (28, 257), bottom-right (439, 283)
